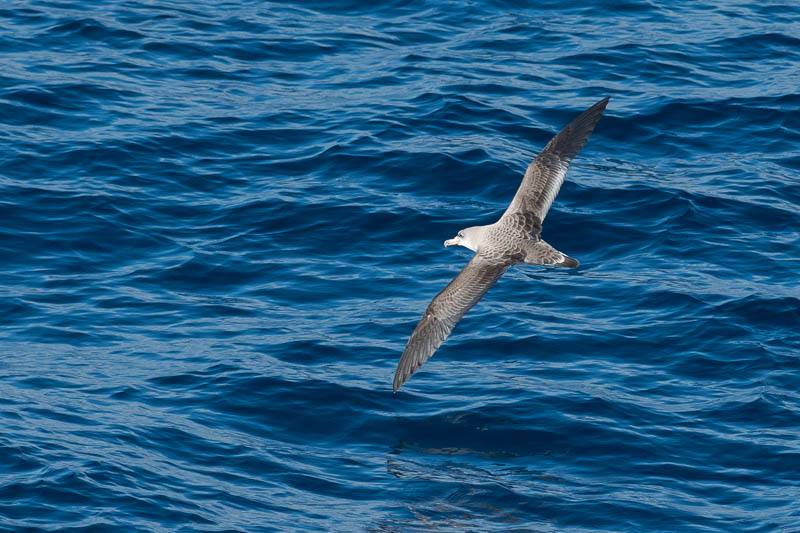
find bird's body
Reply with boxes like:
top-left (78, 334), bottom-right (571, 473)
top-left (393, 97), bottom-right (610, 392)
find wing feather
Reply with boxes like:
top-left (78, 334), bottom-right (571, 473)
top-left (503, 97), bottom-right (609, 222)
top-left (393, 254), bottom-right (509, 391)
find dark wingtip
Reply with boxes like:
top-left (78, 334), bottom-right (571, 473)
top-left (392, 372), bottom-right (404, 393)
top-left (585, 96), bottom-right (610, 118)
top-left (580, 97), bottom-right (610, 123)
top-left (543, 96), bottom-right (610, 164)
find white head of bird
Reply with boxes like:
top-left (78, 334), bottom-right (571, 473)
top-left (444, 225), bottom-right (486, 252)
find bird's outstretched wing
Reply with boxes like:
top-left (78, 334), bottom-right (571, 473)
top-left (503, 97), bottom-right (609, 223)
top-left (393, 254), bottom-right (510, 392)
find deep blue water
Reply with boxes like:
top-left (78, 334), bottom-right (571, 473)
top-left (1, 1), bottom-right (799, 531)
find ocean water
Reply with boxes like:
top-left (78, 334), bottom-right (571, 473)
top-left (1, 1), bottom-right (799, 531)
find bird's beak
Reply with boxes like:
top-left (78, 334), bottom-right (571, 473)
top-left (444, 236), bottom-right (460, 247)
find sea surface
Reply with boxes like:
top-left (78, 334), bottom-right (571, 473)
top-left (1, 1), bottom-right (799, 531)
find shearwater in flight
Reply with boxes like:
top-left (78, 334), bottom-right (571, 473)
top-left (393, 97), bottom-right (609, 392)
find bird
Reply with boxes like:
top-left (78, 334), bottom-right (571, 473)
top-left (392, 96), bottom-right (609, 392)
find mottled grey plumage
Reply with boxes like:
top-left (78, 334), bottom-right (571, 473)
top-left (393, 97), bottom-right (609, 392)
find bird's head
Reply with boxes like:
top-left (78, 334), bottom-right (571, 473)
top-left (444, 226), bottom-right (482, 252)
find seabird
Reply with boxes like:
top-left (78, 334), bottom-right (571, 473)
top-left (393, 97), bottom-right (609, 392)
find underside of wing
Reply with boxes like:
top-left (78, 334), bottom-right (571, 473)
top-left (503, 97), bottom-right (609, 222)
top-left (393, 254), bottom-right (509, 392)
